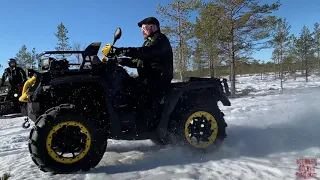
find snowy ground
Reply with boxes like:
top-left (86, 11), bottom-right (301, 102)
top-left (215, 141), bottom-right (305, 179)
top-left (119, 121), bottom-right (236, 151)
top-left (233, 73), bottom-right (320, 96)
top-left (1, 74), bottom-right (320, 180)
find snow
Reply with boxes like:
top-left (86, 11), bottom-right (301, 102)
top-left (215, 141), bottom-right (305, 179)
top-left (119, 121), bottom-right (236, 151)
top-left (232, 73), bottom-right (320, 96)
top-left (1, 73), bottom-right (320, 180)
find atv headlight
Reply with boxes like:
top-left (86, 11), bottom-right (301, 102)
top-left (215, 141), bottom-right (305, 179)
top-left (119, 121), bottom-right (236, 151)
top-left (41, 59), bottom-right (50, 67)
top-left (14, 93), bottom-right (18, 97)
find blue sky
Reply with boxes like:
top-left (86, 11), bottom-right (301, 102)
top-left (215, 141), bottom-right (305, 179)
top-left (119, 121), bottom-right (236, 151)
top-left (0, 0), bottom-right (319, 74)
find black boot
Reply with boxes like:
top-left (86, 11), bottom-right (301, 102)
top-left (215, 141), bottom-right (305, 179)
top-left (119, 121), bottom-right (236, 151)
top-left (133, 111), bottom-right (149, 133)
top-left (135, 111), bottom-right (158, 133)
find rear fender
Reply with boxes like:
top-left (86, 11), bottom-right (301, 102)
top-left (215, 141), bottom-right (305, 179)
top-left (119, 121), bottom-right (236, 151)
top-left (156, 78), bottom-right (231, 139)
top-left (173, 80), bottom-right (231, 106)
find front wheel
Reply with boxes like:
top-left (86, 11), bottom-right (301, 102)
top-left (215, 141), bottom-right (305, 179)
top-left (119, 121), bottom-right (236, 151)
top-left (28, 104), bottom-right (107, 173)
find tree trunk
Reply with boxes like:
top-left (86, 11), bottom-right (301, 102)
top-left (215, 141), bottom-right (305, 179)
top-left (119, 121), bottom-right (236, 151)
top-left (209, 58), bottom-right (215, 78)
top-left (179, 68), bottom-right (183, 82)
top-left (277, 56), bottom-right (280, 78)
top-left (213, 56), bottom-right (218, 77)
top-left (177, 1), bottom-right (185, 82)
top-left (273, 62), bottom-right (277, 78)
top-left (305, 57), bottom-right (308, 82)
top-left (280, 50), bottom-right (283, 92)
top-left (317, 51), bottom-right (320, 74)
top-left (230, 21), bottom-right (236, 96)
top-left (229, 60), bottom-right (232, 81)
top-left (260, 66), bottom-right (263, 80)
top-left (230, 55), bottom-right (236, 96)
top-left (209, 54), bottom-right (217, 78)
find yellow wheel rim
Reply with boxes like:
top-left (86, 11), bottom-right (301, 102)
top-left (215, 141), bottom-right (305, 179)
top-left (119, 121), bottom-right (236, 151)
top-left (184, 111), bottom-right (218, 148)
top-left (46, 121), bottom-right (91, 164)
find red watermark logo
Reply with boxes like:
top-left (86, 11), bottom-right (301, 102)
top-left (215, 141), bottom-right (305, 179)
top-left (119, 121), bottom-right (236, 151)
top-left (296, 158), bottom-right (317, 179)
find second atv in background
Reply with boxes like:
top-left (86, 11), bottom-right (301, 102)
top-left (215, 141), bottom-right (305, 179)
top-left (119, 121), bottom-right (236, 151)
top-left (0, 85), bottom-right (26, 117)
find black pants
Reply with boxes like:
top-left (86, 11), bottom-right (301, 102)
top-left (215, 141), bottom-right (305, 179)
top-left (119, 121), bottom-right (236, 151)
top-left (125, 76), bottom-right (171, 127)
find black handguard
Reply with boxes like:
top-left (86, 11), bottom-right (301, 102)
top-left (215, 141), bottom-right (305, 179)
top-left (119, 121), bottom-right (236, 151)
top-left (113, 46), bottom-right (132, 56)
top-left (106, 56), bottom-right (121, 66)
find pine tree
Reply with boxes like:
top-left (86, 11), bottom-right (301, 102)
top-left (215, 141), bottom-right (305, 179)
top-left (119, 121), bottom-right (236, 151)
top-left (215, 0), bottom-right (280, 96)
top-left (194, 2), bottom-right (225, 78)
top-left (295, 26), bottom-right (315, 82)
top-left (270, 18), bottom-right (291, 91)
top-left (31, 48), bottom-right (38, 69)
top-left (15, 45), bottom-right (32, 69)
top-left (157, 0), bottom-right (201, 81)
top-left (192, 41), bottom-right (207, 74)
top-left (314, 23), bottom-right (320, 72)
top-left (54, 23), bottom-right (72, 58)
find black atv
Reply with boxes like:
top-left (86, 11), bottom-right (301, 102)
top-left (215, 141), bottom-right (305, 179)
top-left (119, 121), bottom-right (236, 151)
top-left (0, 84), bottom-right (27, 117)
top-left (19, 28), bottom-right (231, 174)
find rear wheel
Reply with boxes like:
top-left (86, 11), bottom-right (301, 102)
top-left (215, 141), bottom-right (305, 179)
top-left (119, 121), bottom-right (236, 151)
top-left (28, 104), bottom-right (107, 173)
top-left (171, 102), bottom-right (227, 150)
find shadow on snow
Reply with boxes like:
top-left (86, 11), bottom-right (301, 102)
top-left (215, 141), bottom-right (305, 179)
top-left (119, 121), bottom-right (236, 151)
top-left (88, 109), bottom-right (320, 175)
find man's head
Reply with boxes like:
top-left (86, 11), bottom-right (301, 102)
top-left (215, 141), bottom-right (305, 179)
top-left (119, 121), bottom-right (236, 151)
top-left (8, 58), bottom-right (17, 68)
top-left (138, 17), bottom-right (160, 39)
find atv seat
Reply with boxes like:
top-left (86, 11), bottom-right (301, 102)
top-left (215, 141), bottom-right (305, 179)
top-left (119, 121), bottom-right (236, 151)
top-left (164, 77), bottom-right (218, 104)
top-left (166, 76), bottom-right (230, 103)
top-left (170, 77), bottom-right (216, 89)
top-left (161, 76), bottom-right (230, 111)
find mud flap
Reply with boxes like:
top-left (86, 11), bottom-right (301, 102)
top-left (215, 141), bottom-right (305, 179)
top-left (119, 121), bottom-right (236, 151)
top-left (220, 111), bottom-right (228, 138)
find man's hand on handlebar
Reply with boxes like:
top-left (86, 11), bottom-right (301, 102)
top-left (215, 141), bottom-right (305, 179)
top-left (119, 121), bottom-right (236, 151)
top-left (111, 57), bottom-right (122, 65)
top-left (117, 58), bottom-right (123, 63)
top-left (104, 45), bottom-right (135, 66)
top-left (108, 46), bottom-right (119, 55)
top-left (102, 55), bottom-right (122, 64)
top-left (110, 46), bottom-right (131, 56)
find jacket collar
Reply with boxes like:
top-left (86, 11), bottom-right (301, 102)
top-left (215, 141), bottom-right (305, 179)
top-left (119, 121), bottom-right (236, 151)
top-left (147, 30), bottom-right (161, 39)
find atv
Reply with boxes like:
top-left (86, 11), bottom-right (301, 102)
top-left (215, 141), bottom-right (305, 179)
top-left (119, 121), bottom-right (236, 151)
top-left (19, 27), bottom-right (231, 174)
top-left (0, 84), bottom-right (27, 118)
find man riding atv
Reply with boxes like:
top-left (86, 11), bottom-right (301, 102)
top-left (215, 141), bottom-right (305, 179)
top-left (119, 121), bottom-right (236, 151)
top-left (0, 58), bottom-right (27, 113)
top-left (1, 58), bottom-right (27, 88)
top-left (110, 17), bottom-right (173, 130)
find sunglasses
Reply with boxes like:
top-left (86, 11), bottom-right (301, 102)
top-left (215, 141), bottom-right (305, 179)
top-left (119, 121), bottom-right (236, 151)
top-left (141, 25), bottom-right (153, 31)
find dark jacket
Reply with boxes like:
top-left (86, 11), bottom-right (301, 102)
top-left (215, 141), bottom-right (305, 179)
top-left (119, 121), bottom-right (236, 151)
top-left (119, 30), bottom-right (173, 82)
top-left (1, 67), bottom-right (27, 86)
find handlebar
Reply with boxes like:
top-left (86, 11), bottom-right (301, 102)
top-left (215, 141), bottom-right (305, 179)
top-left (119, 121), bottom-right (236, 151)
top-left (101, 43), bottom-right (128, 66)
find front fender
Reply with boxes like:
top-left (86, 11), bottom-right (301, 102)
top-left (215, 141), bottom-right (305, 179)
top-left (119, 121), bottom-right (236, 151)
top-left (50, 75), bottom-right (102, 86)
top-left (48, 75), bottom-right (123, 137)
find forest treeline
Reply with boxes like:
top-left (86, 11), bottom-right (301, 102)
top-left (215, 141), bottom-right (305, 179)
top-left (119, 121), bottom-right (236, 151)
top-left (9, 0), bottom-right (320, 96)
